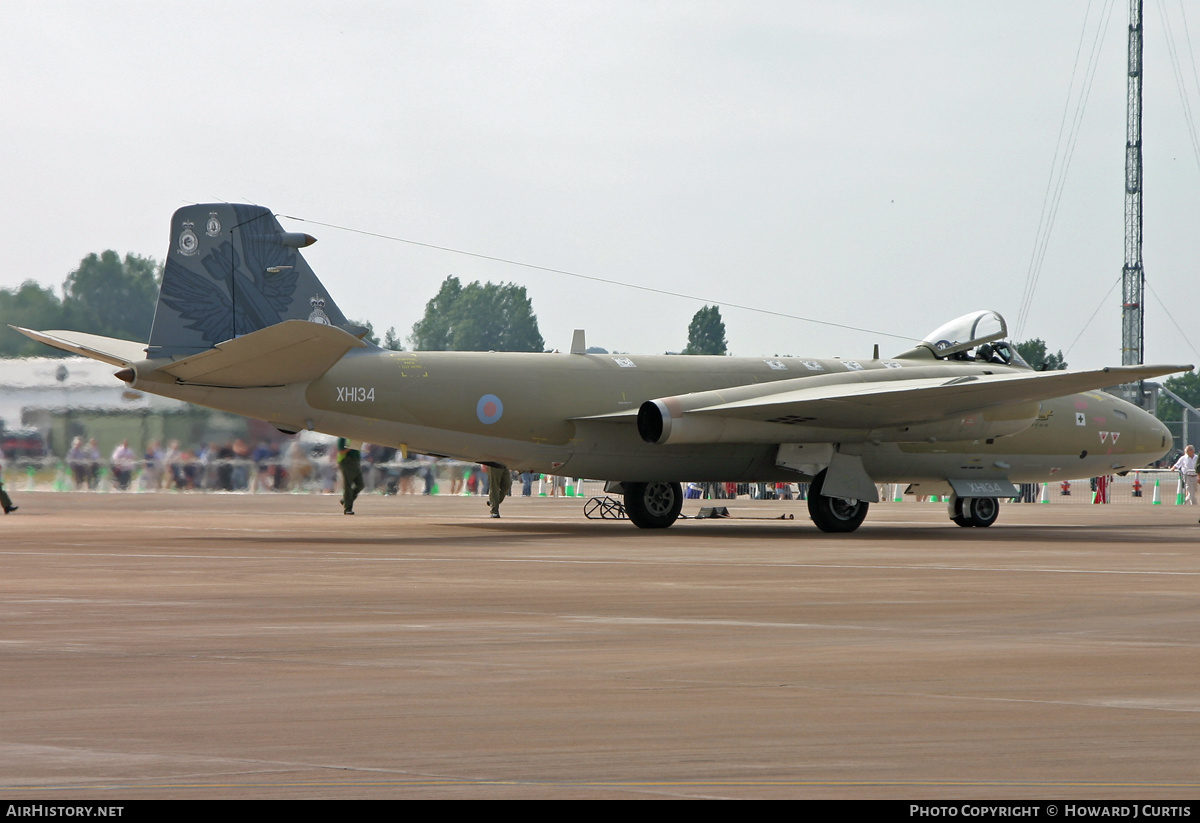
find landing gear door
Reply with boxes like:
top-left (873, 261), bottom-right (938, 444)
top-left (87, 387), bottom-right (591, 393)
top-left (774, 443), bottom-right (834, 477)
top-left (948, 478), bottom-right (1019, 499)
top-left (822, 451), bottom-right (880, 502)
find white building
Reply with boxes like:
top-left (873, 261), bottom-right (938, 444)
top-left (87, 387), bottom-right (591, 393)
top-left (0, 357), bottom-right (243, 457)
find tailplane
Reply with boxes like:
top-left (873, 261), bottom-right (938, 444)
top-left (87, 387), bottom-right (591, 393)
top-left (148, 204), bottom-right (353, 358)
top-left (8, 327), bottom-right (147, 367)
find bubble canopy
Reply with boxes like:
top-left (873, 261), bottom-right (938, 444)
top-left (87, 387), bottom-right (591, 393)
top-left (922, 310), bottom-right (1008, 357)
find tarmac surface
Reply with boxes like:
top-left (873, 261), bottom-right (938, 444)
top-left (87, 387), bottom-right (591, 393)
top-left (1, 490), bottom-right (1199, 799)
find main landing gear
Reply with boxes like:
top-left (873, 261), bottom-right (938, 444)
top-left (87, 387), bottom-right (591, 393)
top-left (617, 471), bottom-right (872, 533)
top-left (948, 494), bottom-right (999, 528)
top-left (807, 469), bottom-right (870, 533)
top-left (616, 479), bottom-right (997, 533)
top-left (623, 481), bottom-right (684, 529)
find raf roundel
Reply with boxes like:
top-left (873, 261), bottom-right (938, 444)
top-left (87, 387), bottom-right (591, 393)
top-left (476, 394), bottom-right (504, 425)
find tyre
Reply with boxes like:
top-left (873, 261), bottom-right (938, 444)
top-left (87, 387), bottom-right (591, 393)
top-left (949, 495), bottom-right (973, 527)
top-left (967, 496), bottom-right (999, 528)
top-left (806, 469), bottom-right (869, 533)
top-left (624, 481), bottom-right (683, 529)
top-left (948, 495), bottom-right (999, 527)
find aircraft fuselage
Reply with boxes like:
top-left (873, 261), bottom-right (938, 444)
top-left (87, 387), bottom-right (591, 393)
top-left (128, 346), bottom-right (1172, 488)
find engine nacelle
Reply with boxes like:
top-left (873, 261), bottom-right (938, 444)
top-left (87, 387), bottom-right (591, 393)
top-left (638, 397), bottom-right (1040, 446)
top-left (637, 399), bottom-right (672, 444)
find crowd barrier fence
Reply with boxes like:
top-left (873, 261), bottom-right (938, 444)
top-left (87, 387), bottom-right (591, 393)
top-left (1, 458), bottom-right (1193, 506)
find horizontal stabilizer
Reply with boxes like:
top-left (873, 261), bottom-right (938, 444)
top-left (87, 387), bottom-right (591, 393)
top-left (9, 327), bottom-right (147, 367)
top-left (157, 320), bottom-right (366, 387)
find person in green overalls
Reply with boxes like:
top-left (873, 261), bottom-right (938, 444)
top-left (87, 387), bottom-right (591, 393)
top-left (486, 465), bottom-right (512, 518)
top-left (337, 438), bottom-right (364, 515)
top-left (0, 478), bottom-right (15, 514)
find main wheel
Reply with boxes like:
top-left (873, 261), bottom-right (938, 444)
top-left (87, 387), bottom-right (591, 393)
top-left (624, 481), bottom-right (683, 529)
top-left (807, 469), bottom-right (869, 533)
top-left (967, 496), bottom-right (999, 528)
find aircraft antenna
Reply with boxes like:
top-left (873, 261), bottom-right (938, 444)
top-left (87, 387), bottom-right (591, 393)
top-left (281, 215), bottom-right (921, 344)
top-left (1121, 0), bottom-right (1146, 405)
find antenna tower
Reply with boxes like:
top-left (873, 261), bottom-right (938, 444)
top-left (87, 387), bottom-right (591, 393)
top-left (1122, 0), bottom-right (1146, 404)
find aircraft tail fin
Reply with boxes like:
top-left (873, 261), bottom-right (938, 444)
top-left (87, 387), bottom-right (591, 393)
top-left (148, 204), bottom-right (356, 359)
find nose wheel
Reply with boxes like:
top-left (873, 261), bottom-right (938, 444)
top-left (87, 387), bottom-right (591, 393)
top-left (949, 494), bottom-right (999, 528)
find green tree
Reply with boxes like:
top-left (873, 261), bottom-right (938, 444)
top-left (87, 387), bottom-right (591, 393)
top-left (409, 276), bottom-right (462, 351)
top-left (409, 276), bottom-right (544, 352)
top-left (682, 305), bottom-right (727, 356)
top-left (61, 251), bottom-right (160, 342)
top-left (1014, 338), bottom-right (1066, 371)
top-left (0, 281), bottom-right (67, 357)
top-left (357, 322), bottom-right (405, 351)
top-left (383, 327), bottom-right (404, 351)
top-left (1157, 370), bottom-right (1200, 422)
top-left (351, 319), bottom-right (381, 346)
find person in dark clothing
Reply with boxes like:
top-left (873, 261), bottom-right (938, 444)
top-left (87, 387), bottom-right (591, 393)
top-left (338, 438), bottom-right (364, 515)
top-left (0, 478), bottom-right (16, 514)
top-left (486, 465), bottom-right (512, 518)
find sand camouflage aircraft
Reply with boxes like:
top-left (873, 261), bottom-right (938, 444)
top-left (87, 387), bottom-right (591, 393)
top-left (14, 204), bottom-right (1189, 532)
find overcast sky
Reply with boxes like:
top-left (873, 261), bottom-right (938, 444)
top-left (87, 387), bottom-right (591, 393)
top-left (2, 1), bottom-right (1198, 370)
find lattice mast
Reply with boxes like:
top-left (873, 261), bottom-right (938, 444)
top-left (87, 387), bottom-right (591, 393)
top-left (1122, 0), bottom-right (1146, 403)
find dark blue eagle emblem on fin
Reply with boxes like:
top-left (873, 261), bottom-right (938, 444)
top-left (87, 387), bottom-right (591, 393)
top-left (158, 255), bottom-right (236, 346)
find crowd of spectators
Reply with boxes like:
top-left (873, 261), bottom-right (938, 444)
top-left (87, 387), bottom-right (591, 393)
top-left (3, 434), bottom-right (1181, 504)
top-left (47, 435), bottom-right (568, 496)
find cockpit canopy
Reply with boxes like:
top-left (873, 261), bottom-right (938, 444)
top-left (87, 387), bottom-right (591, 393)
top-left (924, 310), bottom-right (1005, 356)
top-left (898, 310), bottom-right (1030, 367)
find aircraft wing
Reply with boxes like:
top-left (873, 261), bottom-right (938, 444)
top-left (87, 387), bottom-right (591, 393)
top-left (10, 327), bottom-right (147, 367)
top-left (692, 364), bottom-right (1189, 428)
top-left (618, 362), bottom-right (1191, 446)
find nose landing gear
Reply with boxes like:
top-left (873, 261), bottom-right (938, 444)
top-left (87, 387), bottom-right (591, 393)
top-left (949, 494), bottom-right (999, 528)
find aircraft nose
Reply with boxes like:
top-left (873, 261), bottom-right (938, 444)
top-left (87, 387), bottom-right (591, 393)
top-left (1130, 403), bottom-right (1173, 460)
top-left (1155, 415), bottom-right (1173, 451)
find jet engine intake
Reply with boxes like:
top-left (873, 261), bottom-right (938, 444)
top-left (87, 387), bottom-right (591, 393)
top-left (637, 399), bottom-right (671, 444)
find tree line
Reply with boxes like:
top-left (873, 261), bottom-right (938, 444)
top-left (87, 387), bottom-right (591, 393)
top-left (0, 252), bottom-right (159, 358)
